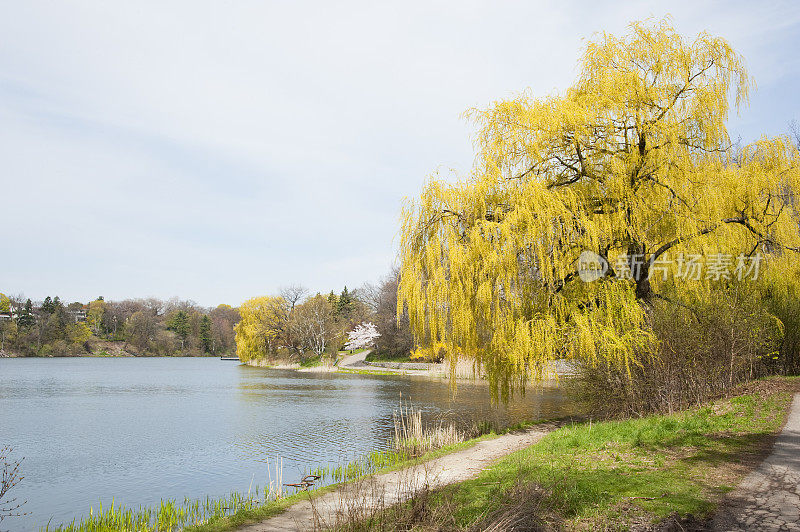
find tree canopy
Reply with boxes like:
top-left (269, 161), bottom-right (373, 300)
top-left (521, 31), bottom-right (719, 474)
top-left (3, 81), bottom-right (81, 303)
top-left (398, 19), bottom-right (800, 399)
top-left (235, 296), bottom-right (288, 362)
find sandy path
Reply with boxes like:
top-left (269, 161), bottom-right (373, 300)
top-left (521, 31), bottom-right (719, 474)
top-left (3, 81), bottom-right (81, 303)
top-left (337, 350), bottom-right (371, 368)
top-left (238, 425), bottom-right (554, 531)
top-left (712, 393), bottom-right (800, 531)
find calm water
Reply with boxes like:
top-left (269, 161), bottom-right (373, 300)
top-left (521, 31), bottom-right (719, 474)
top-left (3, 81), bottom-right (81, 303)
top-left (0, 357), bottom-right (574, 531)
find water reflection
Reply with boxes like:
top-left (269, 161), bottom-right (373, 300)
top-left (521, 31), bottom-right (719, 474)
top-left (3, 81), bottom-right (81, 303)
top-left (0, 358), bottom-right (575, 531)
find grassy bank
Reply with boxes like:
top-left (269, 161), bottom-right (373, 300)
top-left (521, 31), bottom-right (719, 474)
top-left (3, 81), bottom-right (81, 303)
top-left (187, 410), bottom-right (528, 532)
top-left (185, 437), bottom-right (496, 532)
top-left (346, 377), bottom-right (798, 531)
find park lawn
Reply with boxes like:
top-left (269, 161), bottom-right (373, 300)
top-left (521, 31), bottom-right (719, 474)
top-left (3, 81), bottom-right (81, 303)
top-left (405, 377), bottom-right (798, 530)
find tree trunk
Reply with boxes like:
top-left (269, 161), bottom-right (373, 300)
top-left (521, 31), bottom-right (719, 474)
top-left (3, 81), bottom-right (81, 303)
top-left (628, 241), bottom-right (654, 302)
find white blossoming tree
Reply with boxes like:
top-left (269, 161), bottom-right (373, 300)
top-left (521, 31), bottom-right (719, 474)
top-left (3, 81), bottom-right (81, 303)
top-left (345, 322), bottom-right (380, 351)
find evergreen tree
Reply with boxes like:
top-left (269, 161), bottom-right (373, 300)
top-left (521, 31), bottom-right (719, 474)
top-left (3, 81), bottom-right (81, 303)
top-left (41, 296), bottom-right (54, 314)
top-left (167, 310), bottom-right (191, 349)
top-left (199, 315), bottom-right (213, 353)
top-left (17, 299), bottom-right (35, 329)
top-left (48, 303), bottom-right (70, 343)
top-left (326, 291), bottom-right (338, 308)
top-left (337, 286), bottom-right (354, 319)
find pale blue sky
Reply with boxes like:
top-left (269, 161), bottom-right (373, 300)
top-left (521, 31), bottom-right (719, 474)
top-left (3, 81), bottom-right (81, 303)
top-left (2, 0), bottom-right (799, 306)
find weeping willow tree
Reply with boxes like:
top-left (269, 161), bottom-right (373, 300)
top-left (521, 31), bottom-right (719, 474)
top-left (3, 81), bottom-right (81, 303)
top-left (398, 19), bottom-right (800, 399)
top-left (235, 296), bottom-right (288, 363)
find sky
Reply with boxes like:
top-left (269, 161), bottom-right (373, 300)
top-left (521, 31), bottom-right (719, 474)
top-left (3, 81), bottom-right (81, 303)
top-left (2, 0), bottom-right (799, 307)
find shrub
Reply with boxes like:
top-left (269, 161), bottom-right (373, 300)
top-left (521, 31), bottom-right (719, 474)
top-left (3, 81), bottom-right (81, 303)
top-left (573, 284), bottom-right (782, 416)
top-left (760, 255), bottom-right (800, 375)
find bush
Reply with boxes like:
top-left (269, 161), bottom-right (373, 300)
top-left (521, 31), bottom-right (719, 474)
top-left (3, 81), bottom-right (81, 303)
top-left (574, 284), bottom-right (782, 416)
top-left (760, 256), bottom-right (800, 375)
top-left (152, 330), bottom-right (179, 356)
top-left (371, 269), bottom-right (414, 359)
top-left (0, 446), bottom-right (24, 527)
top-left (50, 340), bottom-right (70, 356)
top-left (410, 342), bottom-right (447, 363)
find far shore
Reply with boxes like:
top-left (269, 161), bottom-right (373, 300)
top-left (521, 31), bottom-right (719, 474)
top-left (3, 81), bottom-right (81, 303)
top-left (0, 351), bottom-right (230, 359)
top-left (243, 351), bottom-right (577, 384)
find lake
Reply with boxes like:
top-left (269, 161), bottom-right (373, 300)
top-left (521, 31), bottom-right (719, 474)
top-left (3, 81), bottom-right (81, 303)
top-left (0, 357), bottom-right (574, 531)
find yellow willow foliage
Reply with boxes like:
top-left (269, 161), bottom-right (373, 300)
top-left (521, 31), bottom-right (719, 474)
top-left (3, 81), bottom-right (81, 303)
top-left (398, 18), bottom-right (800, 400)
top-left (0, 293), bottom-right (11, 313)
top-left (67, 321), bottom-right (92, 345)
top-left (234, 295), bottom-right (288, 362)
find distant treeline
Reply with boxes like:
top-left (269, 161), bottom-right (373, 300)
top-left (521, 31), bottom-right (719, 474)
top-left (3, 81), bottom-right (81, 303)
top-left (0, 294), bottom-right (240, 357)
top-left (233, 271), bottom-right (415, 364)
top-left (0, 271), bottom-right (416, 360)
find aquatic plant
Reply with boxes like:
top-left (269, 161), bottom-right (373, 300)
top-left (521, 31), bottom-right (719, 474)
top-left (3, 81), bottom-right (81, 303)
top-left (311, 402), bottom-right (470, 485)
top-left (41, 455), bottom-right (286, 532)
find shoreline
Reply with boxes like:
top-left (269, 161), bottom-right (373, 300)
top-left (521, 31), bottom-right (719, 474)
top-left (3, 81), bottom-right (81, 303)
top-left (243, 354), bottom-right (576, 383)
top-left (24, 370), bottom-right (798, 531)
top-left (243, 355), bottom-right (464, 379)
top-left (194, 378), bottom-right (799, 532)
top-left (0, 352), bottom-right (231, 359)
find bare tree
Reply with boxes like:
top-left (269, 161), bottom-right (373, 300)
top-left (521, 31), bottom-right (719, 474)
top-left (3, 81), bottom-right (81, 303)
top-left (125, 311), bottom-right (158, 353)
top-left (163, 297), bottom-right (195, 315)
top-left (289, 295), bottom-right (340, 358)
top-left (279, 285), bottom-right (308, 313)
top-left (209, 304), bottom-right (240, 355)
top-left (279, 286), bottom-right (309, 354)
top-left (355, 282), bottom-right (381, 314)
top-left (372, 268), bottom-right (414, 358)
top-left (1, 446), bottom-right (25, 530)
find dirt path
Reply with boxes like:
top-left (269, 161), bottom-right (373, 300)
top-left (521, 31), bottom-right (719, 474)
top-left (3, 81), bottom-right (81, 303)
top-left (337, 350), bottom-right (371, 368)
top-left (238, 425), bottom-right (554, 531)
top-left (712, 393), bottom-right (800, 531)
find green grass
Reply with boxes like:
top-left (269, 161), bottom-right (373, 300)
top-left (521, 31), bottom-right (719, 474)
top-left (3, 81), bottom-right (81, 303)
top-left (408, 385), bottom-right (794, 530)
top-left (40, 489), bottom-right (286, 532)
top-left (38, 472), bottom-right (344, 532)
top-left (299, 354), bottom-right (325, 368)
top-left (182, 485), bottom-right (340, 532)
top-left (364, 351), bottom-right (411, 363)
